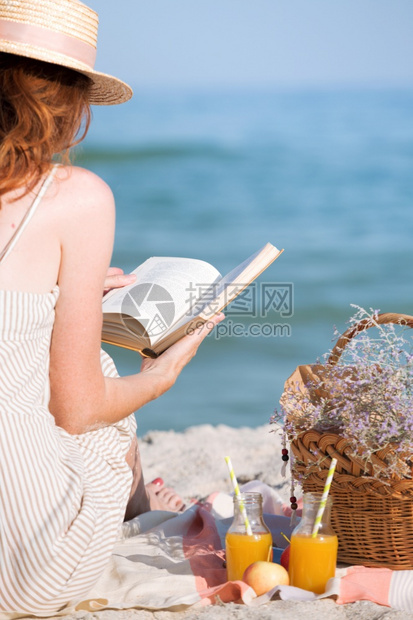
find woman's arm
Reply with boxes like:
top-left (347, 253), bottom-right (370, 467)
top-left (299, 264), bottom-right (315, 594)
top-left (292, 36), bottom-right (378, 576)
top-left (49, 167), bottom-right (222, 434)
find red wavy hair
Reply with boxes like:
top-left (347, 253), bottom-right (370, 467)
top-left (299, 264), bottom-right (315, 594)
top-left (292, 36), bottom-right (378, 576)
top-left (0, 53), bottom-right (91, 203)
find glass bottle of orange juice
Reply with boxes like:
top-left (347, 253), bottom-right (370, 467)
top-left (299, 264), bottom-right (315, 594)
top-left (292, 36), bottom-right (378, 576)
top-left (225, 492), bottom-right (273, 581)
top-left (288, 493), bottom-right (338, 594)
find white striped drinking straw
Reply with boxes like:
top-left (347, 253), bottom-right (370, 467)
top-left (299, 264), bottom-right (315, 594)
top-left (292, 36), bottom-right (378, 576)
top-left (224, 456), bottom-right (253, 536)
top-left (311, 457), bottom-right (338, 538)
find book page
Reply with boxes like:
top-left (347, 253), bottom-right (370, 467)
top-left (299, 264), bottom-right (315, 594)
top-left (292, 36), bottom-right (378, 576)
top-left (102, 257), bottom-right (221, 345)
top-left (160, 243), bottom-right (282, 339)
top-left (189, 249), bottom-right (264, 316)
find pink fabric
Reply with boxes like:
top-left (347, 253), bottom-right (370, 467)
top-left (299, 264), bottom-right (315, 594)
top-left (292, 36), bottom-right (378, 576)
top-left (0, 19), bottom-right (96, 67)
top-left (183, 504), bottom-right (253, 605)
top-left (337, 566), bottom-right (392, 607)
top-left (184, 506), bottom-right (226, 590)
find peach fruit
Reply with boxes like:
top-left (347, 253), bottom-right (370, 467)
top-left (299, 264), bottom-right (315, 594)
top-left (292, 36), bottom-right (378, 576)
top-left (242, 560), bottom-right (289, 596)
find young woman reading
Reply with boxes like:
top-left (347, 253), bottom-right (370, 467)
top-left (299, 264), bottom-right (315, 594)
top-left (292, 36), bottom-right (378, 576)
top-left (0, 0), bottom-right (223, 614)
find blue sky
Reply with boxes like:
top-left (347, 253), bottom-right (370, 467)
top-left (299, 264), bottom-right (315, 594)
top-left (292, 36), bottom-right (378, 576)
top-left (87, 1), bottom-right (413, 90)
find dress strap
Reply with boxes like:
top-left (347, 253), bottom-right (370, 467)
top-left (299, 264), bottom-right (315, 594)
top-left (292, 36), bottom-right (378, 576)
top-left (0, 165), bottom-right (58, 266)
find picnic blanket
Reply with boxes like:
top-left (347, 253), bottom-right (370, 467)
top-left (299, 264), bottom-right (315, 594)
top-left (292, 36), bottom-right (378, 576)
top-left (2, 481), bottom-right (413, 617)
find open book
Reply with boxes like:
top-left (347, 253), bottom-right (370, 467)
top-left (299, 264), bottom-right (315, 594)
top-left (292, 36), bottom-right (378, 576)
top-left (101, 242), bottom-right (283, 357)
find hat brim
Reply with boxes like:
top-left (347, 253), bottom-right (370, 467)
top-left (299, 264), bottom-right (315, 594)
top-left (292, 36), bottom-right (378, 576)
top-left (78, 67), bottom-right (133, 106)
top-left (0, 42), bottom-right (133, 105)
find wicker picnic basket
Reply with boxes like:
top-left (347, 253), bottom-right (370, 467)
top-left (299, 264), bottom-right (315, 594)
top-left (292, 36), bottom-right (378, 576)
top-left (286, 312), bottom-right (413, 569)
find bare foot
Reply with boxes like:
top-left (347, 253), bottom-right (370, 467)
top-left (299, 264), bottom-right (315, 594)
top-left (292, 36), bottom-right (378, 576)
top-left (146, 478), bottom-right (185, 512)
top-left (124, 437), bottom-right (185, 520)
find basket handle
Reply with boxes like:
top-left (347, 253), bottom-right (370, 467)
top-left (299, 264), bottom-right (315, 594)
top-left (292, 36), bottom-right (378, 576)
top-left (327, 312), bottom-right (413, 366)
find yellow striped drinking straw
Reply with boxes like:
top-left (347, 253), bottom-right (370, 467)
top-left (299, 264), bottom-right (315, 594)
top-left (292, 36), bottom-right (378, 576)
top-left (224, 456), bottom-right (253, 536)
top-left (311, 457), bottom-right (337, 538)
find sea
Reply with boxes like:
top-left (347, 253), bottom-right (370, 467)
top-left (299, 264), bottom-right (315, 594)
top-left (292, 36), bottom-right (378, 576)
top-left (76, 88), bottom-right (413, 436)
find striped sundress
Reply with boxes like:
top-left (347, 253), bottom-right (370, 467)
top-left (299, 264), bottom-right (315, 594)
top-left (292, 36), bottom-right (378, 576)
top-left (0, 168), bottom-right (137, 615)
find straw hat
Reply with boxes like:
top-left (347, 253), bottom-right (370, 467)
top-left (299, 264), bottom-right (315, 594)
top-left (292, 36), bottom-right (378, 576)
top-left (0, 0), bottom-right (133, 105)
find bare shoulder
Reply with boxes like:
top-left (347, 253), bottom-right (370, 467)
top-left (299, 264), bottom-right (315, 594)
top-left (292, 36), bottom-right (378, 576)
top-left (52, 165), bottom-right (115, 252)
top-left (54, 165), bottom-right (115, 216)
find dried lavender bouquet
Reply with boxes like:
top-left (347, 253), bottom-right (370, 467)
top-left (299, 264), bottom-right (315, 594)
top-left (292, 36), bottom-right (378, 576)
top-left (273, 307), bottom-right (413, 480)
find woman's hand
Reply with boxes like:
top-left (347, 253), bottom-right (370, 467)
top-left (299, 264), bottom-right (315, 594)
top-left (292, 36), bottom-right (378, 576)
top-left (103, 267), bottom-right (136, 295)
top-left (139, 313), bottom-right (225, 391)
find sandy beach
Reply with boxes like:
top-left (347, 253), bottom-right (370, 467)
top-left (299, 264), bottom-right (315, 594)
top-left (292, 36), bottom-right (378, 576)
top-left (55, 424), bottom-right (413, 620)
